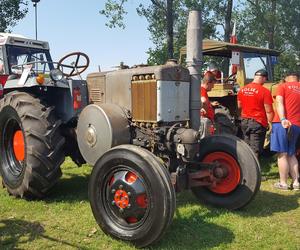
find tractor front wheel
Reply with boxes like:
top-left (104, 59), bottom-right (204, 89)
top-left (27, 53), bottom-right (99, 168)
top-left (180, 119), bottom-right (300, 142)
top-left (192, 134), bottom-right (261, 210)
top-left (0, 91), bottom-right (65, 198)
top-left (89, 145), bottom-right (176, 247)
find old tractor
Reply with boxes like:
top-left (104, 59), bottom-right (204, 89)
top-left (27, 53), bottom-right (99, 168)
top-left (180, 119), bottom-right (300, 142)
top-left (80, 12), bottom-right (260, 247)
top-left (180, 40), bottom-right (280, 136)
top-left (0, 11), bottom-right (260, 247)
top-left (0, 32), bottom-right (89, 198)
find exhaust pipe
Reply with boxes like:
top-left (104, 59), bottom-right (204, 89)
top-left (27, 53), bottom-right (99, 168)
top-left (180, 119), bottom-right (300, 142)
top-left (186, 10), bottom-right (203, 130)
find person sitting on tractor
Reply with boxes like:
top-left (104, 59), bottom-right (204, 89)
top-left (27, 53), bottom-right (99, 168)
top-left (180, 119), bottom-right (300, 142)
top-left (200, 71), bottom-right (217, 138)
top-left (237, 69), bottom-right (274, 158)
top-left (208, 63), bottom-right (222, 82)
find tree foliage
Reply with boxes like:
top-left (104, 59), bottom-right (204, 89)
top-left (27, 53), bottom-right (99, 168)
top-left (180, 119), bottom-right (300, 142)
top-left (100, 0), bottom-right (300, 76)
top-left (0, 0), bottom-right (28, 32)
top-left (100, 0), bottom-right (227, 65)
top-left (236, 0), bottom-right (300, 80)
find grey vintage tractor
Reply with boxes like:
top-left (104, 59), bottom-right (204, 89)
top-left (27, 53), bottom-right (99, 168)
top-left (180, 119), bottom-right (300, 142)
top-left (78, 11), bottom-right (261, 247)
top-left (0, 11), bottom-right (261, 248)
top-left (0, 33), bottom-right (89, 198)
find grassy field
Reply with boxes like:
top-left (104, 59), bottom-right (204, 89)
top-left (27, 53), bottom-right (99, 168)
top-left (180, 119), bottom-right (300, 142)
top-left (1, 156), bottom-right (300, 250)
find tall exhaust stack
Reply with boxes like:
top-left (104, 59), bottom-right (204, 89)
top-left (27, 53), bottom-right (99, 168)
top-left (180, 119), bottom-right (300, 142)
top-left (186, 10), bottom-right (202, 130)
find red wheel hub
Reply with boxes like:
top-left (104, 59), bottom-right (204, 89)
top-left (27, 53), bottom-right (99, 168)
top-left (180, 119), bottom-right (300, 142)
top-left (203, 152), bottom-right (241, 194)
top-left (13, 130), bottom-right (25, 161)
top-left (114, 190), bottom-right (130, 209)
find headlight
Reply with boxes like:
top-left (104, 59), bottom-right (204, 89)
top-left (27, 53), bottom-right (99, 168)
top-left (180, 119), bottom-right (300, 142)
top-left (50, 69), bottom-right (63, 82)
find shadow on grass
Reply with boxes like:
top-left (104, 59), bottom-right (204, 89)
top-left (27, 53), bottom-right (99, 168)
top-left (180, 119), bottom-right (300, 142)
top-left (155, 188), bottom-right (299, 248)
top-left (239, 190), bottom-right (300, 217)
top-left (0, 219), bottom-right (89, 249)
top-left (174, 188), bottom-right (299, 220)
top-left (155, 209), bottom-right (234, 249)
top-left (259, 154), bottom-right (278, 179)
top-left (45, 172), bottom-right (89, 203)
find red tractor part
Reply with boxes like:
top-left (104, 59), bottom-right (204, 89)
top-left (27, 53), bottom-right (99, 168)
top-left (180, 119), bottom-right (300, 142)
top-left (0, 75), bottom-right (8, 97)
top-left (202, 151), bottom-right (241, 194)
top-left (73, 87), bottom-right (82, 110)
top-left (13, 130), bottom-right (25, 162)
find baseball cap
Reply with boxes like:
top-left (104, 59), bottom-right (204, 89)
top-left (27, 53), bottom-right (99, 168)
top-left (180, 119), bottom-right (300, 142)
top-left (255, 69), bottom-right (268, 79)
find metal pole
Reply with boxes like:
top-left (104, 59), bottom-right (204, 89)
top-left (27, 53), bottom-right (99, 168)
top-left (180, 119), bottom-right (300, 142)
top-left (186, 10), bottom-right (203, 130)
top-left (32, 0), bottom-right (40, 40)
top-left (34, 3), bottom-right (38, 40)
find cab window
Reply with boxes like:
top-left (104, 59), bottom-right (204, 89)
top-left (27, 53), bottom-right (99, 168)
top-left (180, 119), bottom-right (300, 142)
top-left (243, 53), bottom-right (272, 81)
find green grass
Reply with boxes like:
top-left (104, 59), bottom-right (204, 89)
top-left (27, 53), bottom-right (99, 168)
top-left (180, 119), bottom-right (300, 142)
top-left (1, 156), bottom-right (300, 250)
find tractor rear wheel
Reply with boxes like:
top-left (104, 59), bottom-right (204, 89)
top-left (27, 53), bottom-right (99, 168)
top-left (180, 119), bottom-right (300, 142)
top-left (89, 144), bottom-right (176, 247)
top-left (0, 91), bottom-right (65, 198)
top-left (192, 134), bottom-right (261, 210)
top-left (214, 105), bottom-right (237, 135)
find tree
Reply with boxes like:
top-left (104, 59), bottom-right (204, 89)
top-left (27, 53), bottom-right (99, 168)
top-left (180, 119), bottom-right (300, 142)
top-left (100, 0), bottom-right (221, 65)
top-left (236, 0), bottom-right (300, 80)
top-left (0, 0), bottom-right (28, 32)
top-left (204, 0), bottom-right (235, 76)
top-left (236, 0), bottom-right (281, 49)
top-left (100, 0), bottom-right (175, 60)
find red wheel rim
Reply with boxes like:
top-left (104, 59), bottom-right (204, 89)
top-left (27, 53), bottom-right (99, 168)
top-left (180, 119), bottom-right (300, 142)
top-left (107, 170), bottom-right (149, 225)
top-left (203, 152), bottom-right (241, 194)
top-left (13, 130), bottom-right (25, 161)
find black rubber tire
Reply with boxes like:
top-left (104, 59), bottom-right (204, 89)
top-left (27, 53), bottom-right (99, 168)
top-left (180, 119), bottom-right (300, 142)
top-left (62, 127), bottom-right (86, 166)
top-left (192, 134), bottom-right (261, 210)
top-left (0, 91), bottom-right (65, 198)
top-left (89, 144), bottom-right (176, 247)
top-left (214, 105), bottom-right (237, 135)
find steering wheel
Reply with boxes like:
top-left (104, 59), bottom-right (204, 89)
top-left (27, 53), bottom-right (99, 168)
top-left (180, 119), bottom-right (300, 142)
top-left (57, 52), bottom-right (89, 77)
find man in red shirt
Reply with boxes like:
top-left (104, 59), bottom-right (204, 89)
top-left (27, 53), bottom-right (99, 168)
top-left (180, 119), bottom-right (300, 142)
top-left (271, 72), bottom-right (300, 190)
top-left (199, 71), bottom-right (217, 138)
top-left (237, 69), bottom-right (274, 157)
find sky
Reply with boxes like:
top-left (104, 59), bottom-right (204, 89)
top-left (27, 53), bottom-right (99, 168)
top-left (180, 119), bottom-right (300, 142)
top-left (12, 0), bottom-right (152, 75)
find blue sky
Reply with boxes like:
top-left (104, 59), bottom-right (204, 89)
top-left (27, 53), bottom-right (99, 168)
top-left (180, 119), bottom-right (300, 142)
top-left (12, 0), bottom-right (152, 75)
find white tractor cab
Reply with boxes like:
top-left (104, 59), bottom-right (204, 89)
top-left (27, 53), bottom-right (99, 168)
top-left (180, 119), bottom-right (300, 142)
top-left (0, 33), bottom-right (89, 120)
top-left (0, 33), bottom-right (90, 200)
top-left (0, 33), bottom-right (54, 85)
top-left (180, 39), bottom-right (280, 135)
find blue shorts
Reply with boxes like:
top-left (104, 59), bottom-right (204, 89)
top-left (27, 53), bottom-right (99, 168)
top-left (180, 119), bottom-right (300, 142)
top-left (270, 123), bottom-right (300, 155)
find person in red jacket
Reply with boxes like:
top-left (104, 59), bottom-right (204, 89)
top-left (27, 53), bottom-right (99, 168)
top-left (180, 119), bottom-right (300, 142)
top-left (199, 71), bottom-right (217, 138)
top-left (271, 72), bottom-right (300, 190)
top-left (237, 69), bottom-right (274, 157)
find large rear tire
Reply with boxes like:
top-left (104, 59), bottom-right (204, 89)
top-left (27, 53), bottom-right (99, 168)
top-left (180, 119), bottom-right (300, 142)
top-left (89, 145), bottom-right (176, 247)
top-left (0, 91), bottom-right (65, 198)
top-left (192, 134), bottom-right (261, 210)
top-left (214, 105), bottom-right (237, 135)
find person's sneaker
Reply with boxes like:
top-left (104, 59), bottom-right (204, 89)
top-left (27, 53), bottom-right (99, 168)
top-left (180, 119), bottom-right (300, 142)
top-left (274, 182), bottom-right (289, 191)
top-left (292, 183), bottom-right (300, 191)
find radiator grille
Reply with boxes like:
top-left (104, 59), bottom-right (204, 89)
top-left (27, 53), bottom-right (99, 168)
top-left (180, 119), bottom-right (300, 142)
top-left (132, 77), bottom-right (157, 122)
